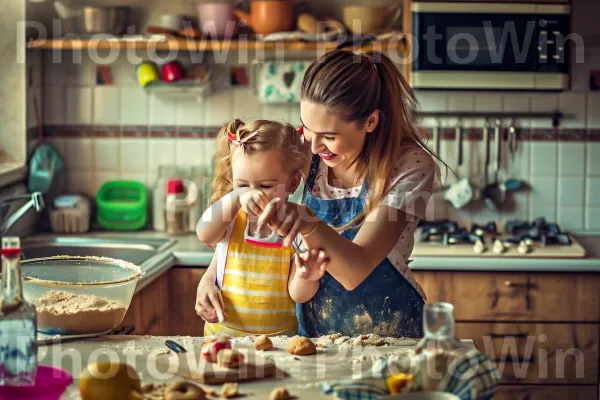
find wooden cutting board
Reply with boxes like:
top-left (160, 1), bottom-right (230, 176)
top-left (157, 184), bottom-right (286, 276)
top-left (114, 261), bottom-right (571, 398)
top-left (157, 348), bottom-right (283, 385)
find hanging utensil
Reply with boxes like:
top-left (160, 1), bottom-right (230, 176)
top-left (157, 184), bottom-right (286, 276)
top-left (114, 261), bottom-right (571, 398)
top-left (483, 119), bottom-right (507, 210)
top-left (444, 121), bottom-right (473, 209)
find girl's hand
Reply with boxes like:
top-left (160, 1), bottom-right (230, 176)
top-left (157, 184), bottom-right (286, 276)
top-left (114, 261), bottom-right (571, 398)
top-left (257, 198), bottom-right (316, 246)
top-left (238, 189), bottom-right (269, 217)
top-left (195, 279), bottom-right (227, 324)
top-left (294, 249), bottom-right (330, 281)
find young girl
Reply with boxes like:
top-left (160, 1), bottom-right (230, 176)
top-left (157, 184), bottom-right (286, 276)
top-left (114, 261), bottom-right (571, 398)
top-left (255, 50), bottom-right (440, 338)
top-left (195, 119), bottom-right (325, 337)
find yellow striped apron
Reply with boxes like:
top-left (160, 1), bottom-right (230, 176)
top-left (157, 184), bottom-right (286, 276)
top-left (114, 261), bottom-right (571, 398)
top-left (204, 210), bottom-right (298, 337)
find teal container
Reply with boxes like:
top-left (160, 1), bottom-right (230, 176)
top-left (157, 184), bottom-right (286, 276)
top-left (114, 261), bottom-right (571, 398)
top-left (95, 180), bottom-right (147, 231)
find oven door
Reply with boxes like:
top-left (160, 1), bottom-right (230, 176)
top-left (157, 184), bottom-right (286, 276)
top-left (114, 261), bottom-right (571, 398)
top-left (411, 2), bottom-right (569, 90)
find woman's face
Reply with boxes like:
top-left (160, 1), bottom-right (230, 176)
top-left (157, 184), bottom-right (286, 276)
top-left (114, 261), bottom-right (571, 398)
top-left (300, 101), bottom-right (379, 171)
top-left (232, 148), bottom-right (300, 201)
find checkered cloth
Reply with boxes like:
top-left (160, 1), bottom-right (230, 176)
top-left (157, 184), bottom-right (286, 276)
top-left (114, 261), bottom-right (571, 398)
top-left (319, 349), bottom-right (500, 400)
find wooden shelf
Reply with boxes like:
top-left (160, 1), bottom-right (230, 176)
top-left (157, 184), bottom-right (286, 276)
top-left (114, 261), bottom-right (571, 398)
top-left (27, 38), bottom-right (407, 53)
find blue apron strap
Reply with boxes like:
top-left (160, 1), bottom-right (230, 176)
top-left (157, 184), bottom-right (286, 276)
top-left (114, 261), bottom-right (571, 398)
top-left (305, 155), bottom-right (321, 190)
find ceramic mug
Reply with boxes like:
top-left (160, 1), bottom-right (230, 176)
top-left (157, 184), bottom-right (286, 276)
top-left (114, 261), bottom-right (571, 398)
top-left (195, 2), bottom-right (239, 39)
top-left (136, 62), bottom-right (160, 87)
top-left (162, 61), bottom-right (185, 82)
top-left (343, 5), bottom-right (402, 35)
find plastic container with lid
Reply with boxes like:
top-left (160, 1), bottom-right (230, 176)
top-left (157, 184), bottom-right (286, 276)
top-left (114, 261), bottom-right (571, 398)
top-left (0, 365), bottom-right (73, 400)
top-left (165, 178), bottom-right (197, 235)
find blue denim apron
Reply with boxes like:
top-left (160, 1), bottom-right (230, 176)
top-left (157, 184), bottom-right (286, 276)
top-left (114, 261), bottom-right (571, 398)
top-left (297, 155), bottom-right (425, 338)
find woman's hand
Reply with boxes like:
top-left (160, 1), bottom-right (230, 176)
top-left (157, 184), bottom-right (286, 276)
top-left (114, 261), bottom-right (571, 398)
top-left (294, 249), bottom-right (330, 281)
top-left (238, 189), bottom-right (269, 218)
top-left (256, 198), bottom-right (316, 246)
top-left (195, 279), bottom-right (227, 324)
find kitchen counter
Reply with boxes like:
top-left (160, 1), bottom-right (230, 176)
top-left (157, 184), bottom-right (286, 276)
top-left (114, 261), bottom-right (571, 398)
top-left (25, 230), bottom-right (600, 295)
top-left (41, 335), bottom-right (448, 399)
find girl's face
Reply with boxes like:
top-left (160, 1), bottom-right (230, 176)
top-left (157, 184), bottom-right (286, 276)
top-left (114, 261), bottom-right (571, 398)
top-left (300, 101), bottom-right (379, 171)
top-left (232, 148), bottom-right (300, 200)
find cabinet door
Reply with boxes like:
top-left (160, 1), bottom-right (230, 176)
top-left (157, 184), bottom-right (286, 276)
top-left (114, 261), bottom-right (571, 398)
top-left (495, 385), bottom-right (597, 399)
top-left (120, 273), bottom-right (169, 336)
top-left (412, 271), bottom-right (600, 322)
top-left (455, 323), bottom-right (599, 385)
top-left (168, 267), bottom-right (207, 336)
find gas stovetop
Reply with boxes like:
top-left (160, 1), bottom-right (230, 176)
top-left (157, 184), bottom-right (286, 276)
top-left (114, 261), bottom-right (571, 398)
top-left (413, 218), bottom-right (586, 258)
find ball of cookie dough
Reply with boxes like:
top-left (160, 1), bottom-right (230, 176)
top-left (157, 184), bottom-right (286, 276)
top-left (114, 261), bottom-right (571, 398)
top-left (254, 335), bottom-right (273, 351)
top-left (217, 349), bottom-right (245, 368)
top-left (164, 381), bottom-right (206, 400)
top-left (287, 337), bottom-right (316, 356)
top-left (270, 387), bottom-right (291, 400)
top-left (201, 335), bottom-right (232, 362)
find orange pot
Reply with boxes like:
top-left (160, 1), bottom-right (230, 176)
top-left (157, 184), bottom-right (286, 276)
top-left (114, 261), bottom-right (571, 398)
top-left (234, 0), bottom-right (295, 36)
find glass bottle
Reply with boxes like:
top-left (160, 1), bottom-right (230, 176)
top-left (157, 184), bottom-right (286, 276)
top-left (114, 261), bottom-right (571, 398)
top-left (412, 302), bottom-right (471, 392)
top-left (0, 237), bottom-right (37, 386)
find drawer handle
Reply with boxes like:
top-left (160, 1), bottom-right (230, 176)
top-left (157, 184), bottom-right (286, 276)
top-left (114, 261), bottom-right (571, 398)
top-left (494, 354), bottom-right (535, 364)
top-left (488, 332), bottom-right (529, 339)
top-left (504, 281), bottom-right (536, 290)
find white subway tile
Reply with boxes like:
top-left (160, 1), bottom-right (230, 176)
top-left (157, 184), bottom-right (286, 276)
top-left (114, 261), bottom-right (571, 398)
top-left (530, 94), bottom-right (559, 128)
top-left (148, 138), bottom-right (176, 175)
top-left (113, 55), bottom-right (140, 87)
top-left (65, 138), bottom-right (93, 170)
top-left (586, 178), bottom-right (600, 206)
top-left (557, 206), bottom-right (585, 231)
top-left (447, 206), bottom-right (472, 228)
top-left (149, 96), bottom-right (177, 126)
top-left (66, 87), bottom-right (93, 125)
top-left (530, 177), bottom-right (557, 205)
top-left (559, 93), bottom-right (586, 129)
top-left (66, 57), bottom-right (95, 86)
top-left (176, 100), bottom-right (204, 127)
top-left (93, 87), bottom-right (121, 125)
top-left (204, 90), bottom-right (234, 126)
top-left (261, 105), bottom-right (291, 123)
top-left (585, 207), bottom-right (600, 230)
top-left (93, 171), bottom-right (120, 196)
top-left (449, 94), bottom-right (475, 128)
top-left (43, 86), bottom-right (66, 125)
top-left (67, 171), bottom-right (95, 198)
top-left (557, 178), bottom-right (585, 205)
top-left (415, 91), bottom-right (448, 112)
top-left (530, 142), bottom-right (558, 177)
top-left (93, 138), bottom-right (120, 172)
top-left (586, 143), bottom-right (600, 176)
top-left (233, 88), bottom-right (261, 122)
top-left (201, 137), bottom-right (217, 169)
top-left (45, 138), bottom-right (67, 157)
top-left (289, 107), bottom-right (302, 128)
top-left (472, 207), bottom-right (500, 226)
top-left (474, 94), bottom-right (502, 112)
top-left (588, 93), bottom-right (600, 129)
top-left (121, 88), bottom-right (148, 126)
top-left (43, 52), bottom-right (66, 86)
top-left (502, 94), bottom-right (532, 129)
top-left (506, 141), bottom-right (530, 181)
top-left (176, 138), bottom-right (202, 166)
top-left (529, 204), bottom-right (556, 222)
top-left (558, 142), bottom-right (585, 176)
top-left (500, 191), bottom-right (529, 225)
top-left (120, 138), bottom-right (147, 173)
top-left (119, 172), bottom-right (148, 186)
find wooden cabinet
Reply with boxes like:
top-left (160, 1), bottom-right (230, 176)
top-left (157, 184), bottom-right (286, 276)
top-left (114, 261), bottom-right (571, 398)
top-left (119, 267), bottom-right (206, 336)
top-left (413, 270), bottom-right (600, 397)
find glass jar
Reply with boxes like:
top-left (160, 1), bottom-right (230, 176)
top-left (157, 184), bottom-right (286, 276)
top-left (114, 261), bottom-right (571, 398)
top-left (411, 302), bottom-right (471, 392)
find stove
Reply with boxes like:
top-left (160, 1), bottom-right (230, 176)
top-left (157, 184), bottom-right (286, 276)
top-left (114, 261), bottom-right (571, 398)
top-left (412, 218), bottom-right (586, 258)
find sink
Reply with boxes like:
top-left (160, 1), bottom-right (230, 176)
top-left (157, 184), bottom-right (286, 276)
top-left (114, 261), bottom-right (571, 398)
top-left (21, 236), bottom-right (176, 266)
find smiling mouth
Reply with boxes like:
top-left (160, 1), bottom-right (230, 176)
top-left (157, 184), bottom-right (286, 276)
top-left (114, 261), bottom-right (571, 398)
top-left (319, 152), bottom-right (337, 161)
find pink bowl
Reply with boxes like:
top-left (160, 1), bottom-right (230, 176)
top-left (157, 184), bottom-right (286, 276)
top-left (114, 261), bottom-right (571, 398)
top-left (0, 366), bottom-right (73, 400)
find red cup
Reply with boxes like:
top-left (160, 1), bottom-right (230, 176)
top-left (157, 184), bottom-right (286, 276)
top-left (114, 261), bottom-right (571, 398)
top-left (162, 61), bottom-right (185, 82)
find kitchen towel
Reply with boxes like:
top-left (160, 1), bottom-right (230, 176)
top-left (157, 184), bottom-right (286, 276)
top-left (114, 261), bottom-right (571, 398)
top-left (258, 61), bottom-right (312, 104)
top-left (319, 349), bottom-right (500, 400)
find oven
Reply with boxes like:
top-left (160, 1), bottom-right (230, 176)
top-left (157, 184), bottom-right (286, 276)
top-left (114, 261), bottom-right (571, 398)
top-left (411, 2), bottom-right (571, 90)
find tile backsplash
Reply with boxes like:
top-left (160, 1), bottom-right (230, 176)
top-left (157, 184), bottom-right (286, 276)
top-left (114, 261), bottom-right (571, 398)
top-left (33, 49), bottom-right (600, 230)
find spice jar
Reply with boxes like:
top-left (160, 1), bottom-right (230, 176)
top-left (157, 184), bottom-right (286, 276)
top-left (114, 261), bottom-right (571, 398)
top-left (165, 179), bottom-right (189, 235)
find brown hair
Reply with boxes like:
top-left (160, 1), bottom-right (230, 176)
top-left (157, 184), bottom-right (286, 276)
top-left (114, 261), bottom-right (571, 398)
top-left (210, 119), bottom-right (308, 204)
top-left (300, 50), bottom-right (444, 230)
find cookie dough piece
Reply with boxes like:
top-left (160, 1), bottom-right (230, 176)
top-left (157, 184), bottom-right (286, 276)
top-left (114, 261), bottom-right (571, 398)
top-left (270, 387), bottom-right (291, 400)
top-left (142, 383), bottom-right (168, 400)
top-left (287, 337), bottom-right (317, 356)
top-left (220, 382), bottom-right (239, 399)
top-left (254, 335), bottom-right (273, 351)
top-left (164, 381), bottom-right (206, 400)
top-left (201, 335), bottom-right (232, 362)
top-left (217, 349), bottom-right (245, 368)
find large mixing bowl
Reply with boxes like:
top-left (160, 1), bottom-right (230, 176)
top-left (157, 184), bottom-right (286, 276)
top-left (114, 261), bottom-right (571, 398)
top-left (60, 6), bottom-right (132, 36)
top-left (21, 256), bottom-right (142, 335)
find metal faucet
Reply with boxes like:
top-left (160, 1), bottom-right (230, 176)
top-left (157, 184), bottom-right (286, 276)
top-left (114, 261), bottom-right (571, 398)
top-left (0, 192), bottom-right (45, 238)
